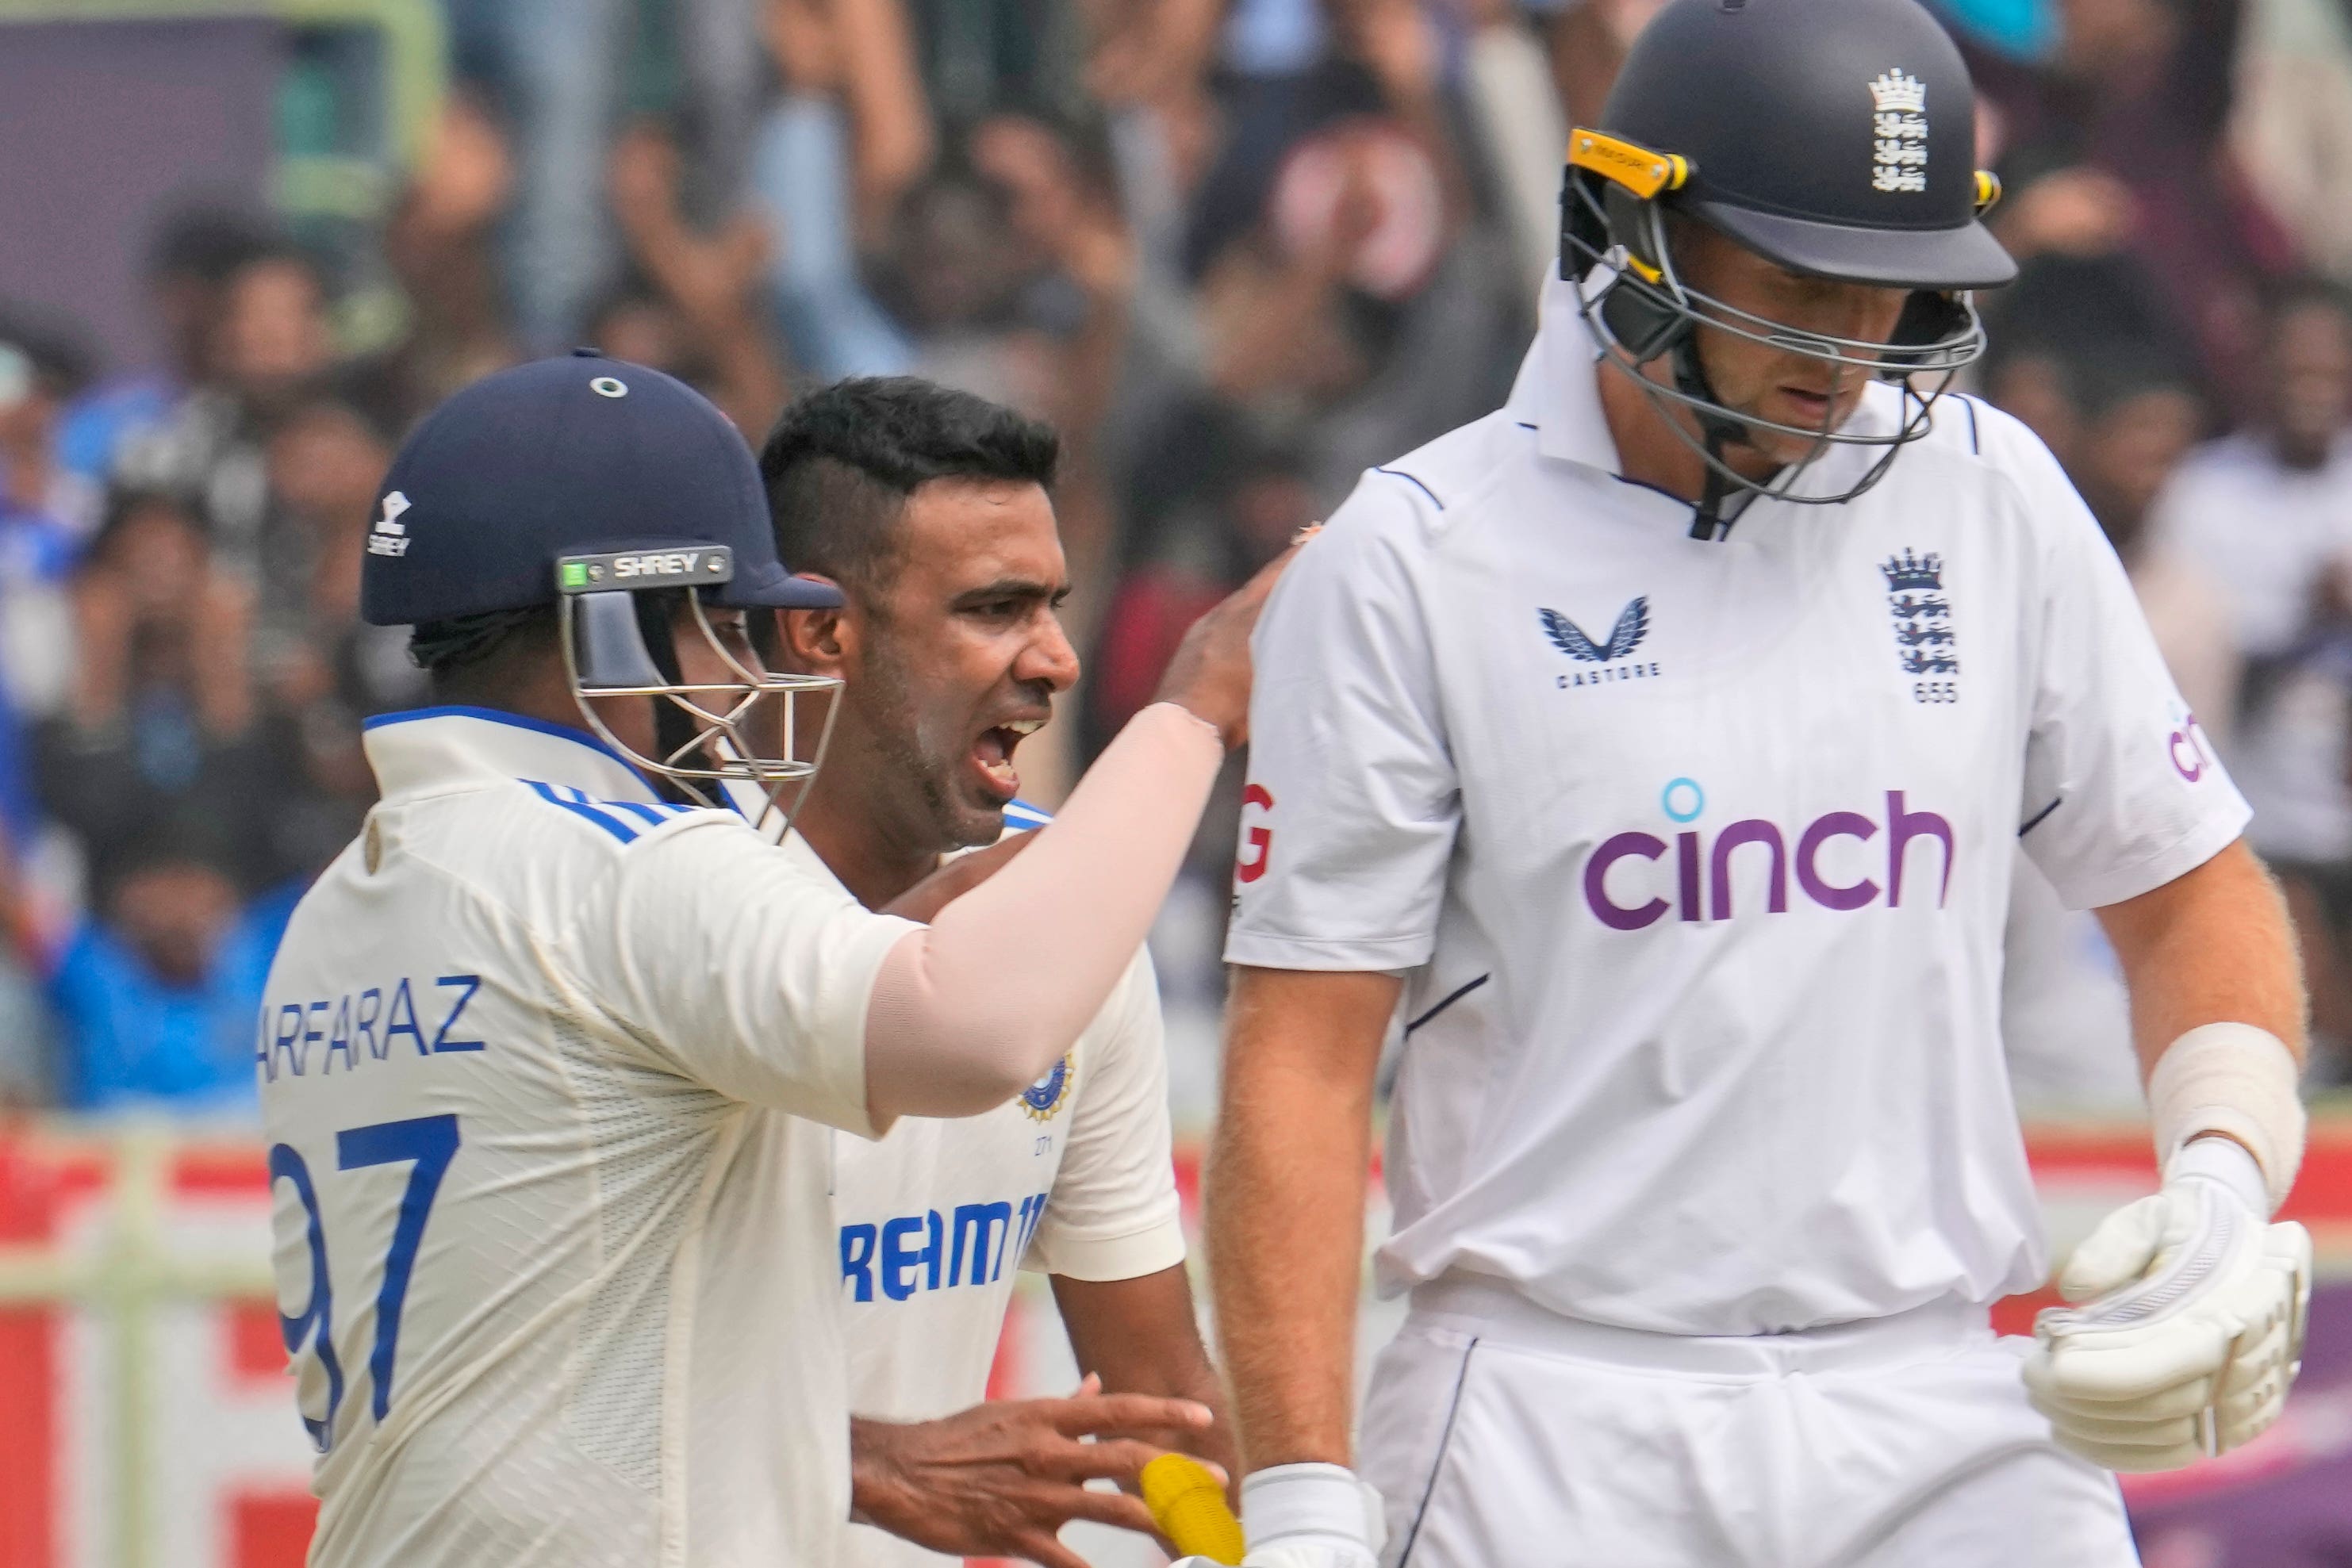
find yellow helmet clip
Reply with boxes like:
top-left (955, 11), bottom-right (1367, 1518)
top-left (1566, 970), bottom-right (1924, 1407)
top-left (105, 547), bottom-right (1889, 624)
top-left (1567, 130), bottom-right (1692, 202)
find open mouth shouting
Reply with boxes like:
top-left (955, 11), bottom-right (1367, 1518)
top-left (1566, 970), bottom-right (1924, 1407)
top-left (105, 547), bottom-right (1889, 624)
top-left (969, 713), bottom-right (1047, 803)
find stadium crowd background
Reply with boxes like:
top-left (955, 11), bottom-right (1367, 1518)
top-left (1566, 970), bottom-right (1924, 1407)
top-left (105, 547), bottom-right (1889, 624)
top-left (2, 0), bottom-right (2352, 1127)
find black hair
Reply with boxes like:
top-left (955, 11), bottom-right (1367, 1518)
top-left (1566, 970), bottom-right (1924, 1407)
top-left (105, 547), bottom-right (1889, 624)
top-left (86, 485), bottom-right (205, 571)
top-left (758, 377), bottom-right (1059, 597)
top-left (2265, 274), bottom-right (2352, 335)
top-left (145, 204), bottom-right (280, 285)
top-left (2073, 345), bottom-right (2205, 424)
top-left (0, 302), bottom-right (96, 400)
top-left (410, 604), bottom-right (558, 693)
top-left (225, 237), bottom-right (331, 297)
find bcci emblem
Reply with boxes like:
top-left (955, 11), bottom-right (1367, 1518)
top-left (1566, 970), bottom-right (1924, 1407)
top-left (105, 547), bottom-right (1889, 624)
top-left (1882, 548), bottom-right (1959, 698)
top-left (1021, 1055), bottom-right (1074, 1122)
top-left (1869, 69), bottom-right (1928, 194)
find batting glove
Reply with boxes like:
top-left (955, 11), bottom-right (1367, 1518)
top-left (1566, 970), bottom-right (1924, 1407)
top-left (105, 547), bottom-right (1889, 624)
top-left (2024, 1137), bottom-right (2311, 1472)
top-left (1170, 1462), bottom-right (1386, 1568)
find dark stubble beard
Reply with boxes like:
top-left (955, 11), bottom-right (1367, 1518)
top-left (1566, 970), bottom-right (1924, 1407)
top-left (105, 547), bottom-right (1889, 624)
top-left (858, 634), bottom-right (1003, 854)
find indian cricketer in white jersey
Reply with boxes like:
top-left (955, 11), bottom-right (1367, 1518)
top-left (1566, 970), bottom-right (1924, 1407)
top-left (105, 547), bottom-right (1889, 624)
top-left (750, 378), bottom-right (1233, 1568)
top-left (257, 354), bottom-right (1290, 1566)
top-left (1190, 3), bottom-right (2315, 1566)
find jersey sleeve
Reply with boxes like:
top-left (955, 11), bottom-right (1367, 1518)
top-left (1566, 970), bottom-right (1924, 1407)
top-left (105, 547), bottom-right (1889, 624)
top-left (571, 817), bottom-right (918, 1135)
top-left (2000, 416), bottom-right (2252, 909)
top-left (1023, 949), bottom-right (1187, 1282)
top-left (1224, 475), bottom-right (1460, 971)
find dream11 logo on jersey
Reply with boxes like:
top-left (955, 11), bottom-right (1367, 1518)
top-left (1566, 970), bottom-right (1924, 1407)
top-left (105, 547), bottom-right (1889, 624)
top-left (1583, 778), bottom-right (1956, 930)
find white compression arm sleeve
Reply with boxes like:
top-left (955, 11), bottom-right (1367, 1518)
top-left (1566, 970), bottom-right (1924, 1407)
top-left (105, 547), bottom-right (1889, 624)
top-left (861, 702), bottom-right (1224, 1120)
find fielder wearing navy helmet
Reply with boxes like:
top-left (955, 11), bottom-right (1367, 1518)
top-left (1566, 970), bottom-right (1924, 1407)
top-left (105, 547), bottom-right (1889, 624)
top-left (267, 346), bottom-right (1284, 1566)
top-left (1560, 0), bottom-right (2016, 535)
top-left (364, 350), bottom-right (842, 821)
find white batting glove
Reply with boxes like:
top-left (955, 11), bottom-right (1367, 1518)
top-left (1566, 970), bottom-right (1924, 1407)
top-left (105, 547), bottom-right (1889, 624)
top-left (2024, 1137), bottom-right (2311, 1472)
top-left (1171, 1462), bottom-right (1385, 1568)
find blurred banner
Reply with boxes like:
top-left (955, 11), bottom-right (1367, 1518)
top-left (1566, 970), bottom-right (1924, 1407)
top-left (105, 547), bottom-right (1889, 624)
top-left (0, 17), bottom-right (278, 375)
top-left (6, 1116), bottom-right (2352, 1568)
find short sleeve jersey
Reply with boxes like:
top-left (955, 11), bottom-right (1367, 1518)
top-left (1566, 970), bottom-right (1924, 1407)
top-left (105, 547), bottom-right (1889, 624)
top-left (1226, 286), bottom-right (2249, 1336)
top-left (258, 708), bottom-right (916, 1567)
top-left (754, 815), bottom-right (1184, 1568)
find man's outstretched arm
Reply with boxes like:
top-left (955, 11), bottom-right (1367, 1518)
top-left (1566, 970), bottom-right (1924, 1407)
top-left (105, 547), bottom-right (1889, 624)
top-left (1207, 966), bottom-right (1399, 1470)
top-left (1053, 1263), bottom-right (1239, 1489)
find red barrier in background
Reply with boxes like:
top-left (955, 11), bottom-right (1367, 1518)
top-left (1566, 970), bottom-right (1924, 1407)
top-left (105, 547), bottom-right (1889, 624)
top-left (7, 1112), bottom-right (2352, 1568)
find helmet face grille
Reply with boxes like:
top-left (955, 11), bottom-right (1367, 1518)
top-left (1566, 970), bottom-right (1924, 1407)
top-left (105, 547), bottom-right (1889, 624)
top-left (559, 588), bottom-right (841, 834)
top-left (1558, 170), bottom-right (1985, 515)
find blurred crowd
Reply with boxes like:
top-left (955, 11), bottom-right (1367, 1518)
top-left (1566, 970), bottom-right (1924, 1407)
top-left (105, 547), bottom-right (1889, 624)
top-left (3, 0), bottom-right (2351, 1118)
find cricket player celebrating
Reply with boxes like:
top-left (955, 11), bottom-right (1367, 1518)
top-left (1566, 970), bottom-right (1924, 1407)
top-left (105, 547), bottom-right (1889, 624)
top-left (1199, 2), bottom-right (2314, 1565)
top-left (749, 377), bottom-right (1233, 1567)
top-left (257, 352), bottom-right (1284, 1566)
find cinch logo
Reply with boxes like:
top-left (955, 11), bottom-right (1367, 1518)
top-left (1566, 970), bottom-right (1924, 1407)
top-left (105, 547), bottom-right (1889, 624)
top-left (840, 1193), bottom-right (1049, 1302)
top-left (1583, 781), bottom-right (1955, 930)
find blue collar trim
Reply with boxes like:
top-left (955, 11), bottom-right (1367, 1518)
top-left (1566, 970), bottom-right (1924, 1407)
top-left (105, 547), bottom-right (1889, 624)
top-left (362, 704), bottom-right (654, 789)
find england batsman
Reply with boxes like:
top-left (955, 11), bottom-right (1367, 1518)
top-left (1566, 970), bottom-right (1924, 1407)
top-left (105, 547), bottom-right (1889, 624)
top-left (256, 353), bottom-right (1286, 1566)
top-left (1199, 2), bottom-right (2312, 1565)
top-left (749, 377), bottom-right (1234, 1568)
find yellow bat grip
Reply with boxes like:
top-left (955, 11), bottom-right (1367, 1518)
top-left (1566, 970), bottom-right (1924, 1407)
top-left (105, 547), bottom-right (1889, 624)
top-left (1141, 1453), bottom-right (1245, 1566)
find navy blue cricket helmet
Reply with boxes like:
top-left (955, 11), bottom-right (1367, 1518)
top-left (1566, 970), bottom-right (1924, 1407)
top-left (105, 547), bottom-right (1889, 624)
top-left (360, 350), bottom-right (840, 626)
top-left (362, 351), bottom-right (845, 825)
top-left (1557, 0), bottom-right (2016, 535)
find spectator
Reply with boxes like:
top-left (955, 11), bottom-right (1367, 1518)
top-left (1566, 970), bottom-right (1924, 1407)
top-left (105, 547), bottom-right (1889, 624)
top-left (43, 834), bottom-right (291, 1117)
top-left (606, 120), bottom-right (792, 437)
top-left (2154, 281), bottom-right (2352, 669)
top-left (1970, 0), bottom-right (2299, 404)
top-left (445, 0), bottom-right (771, 351)
top-left (0, 311), bottom-right (97, 742)
top-left (2069, 356), bottom-right (2240, 733)
top-left (117, 242), bottom-right (339, 588)
top-left (55, 205), bottom-right (275, 485)
top-left (261, 399), bottom-right (417, 875)
top-left (754, 0), bottom-right (934, 379)
top-left (2231, 0), bottom-right (2352, 285)
top-left (37, 489), bottom-right (282, 899)
top-left (2153, 280), bottom-right (2352, 1068)
top-left (1184, 110), bottom-right (1521, 508)
top-left (347, 94), bottom-right (524, 435)
top-left (0, 819), bottom-right (55, 1109)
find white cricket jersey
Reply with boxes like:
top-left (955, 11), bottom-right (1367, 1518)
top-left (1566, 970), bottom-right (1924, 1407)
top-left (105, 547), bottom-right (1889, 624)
top-left (1226, 283), bottom-right (2250, 1337)
top-left (259, 707), bottom-right (916, 1568)
top-left (760, 815), bottom-right (1186, 1568)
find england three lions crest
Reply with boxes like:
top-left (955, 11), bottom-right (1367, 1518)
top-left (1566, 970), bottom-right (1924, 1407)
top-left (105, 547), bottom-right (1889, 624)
top-left (1882, 549), bottom-right (1959, 696)
top-left (1869, 69), bottom-right (1928, 194)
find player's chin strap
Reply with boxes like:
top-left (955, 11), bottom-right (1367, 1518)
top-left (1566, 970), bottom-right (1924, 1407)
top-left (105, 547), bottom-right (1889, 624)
top-left (1671, 336), bottom-right (1751, 543)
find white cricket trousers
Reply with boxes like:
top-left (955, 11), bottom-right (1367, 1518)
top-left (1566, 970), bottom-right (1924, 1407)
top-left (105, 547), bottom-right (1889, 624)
top-left (1359, 1278), bottom-right (2139, 1568)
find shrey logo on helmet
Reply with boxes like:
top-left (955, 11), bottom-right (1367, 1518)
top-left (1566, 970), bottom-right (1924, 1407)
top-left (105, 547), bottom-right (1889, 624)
top-left (1868, 71), bottom-right (1929, 194)
top-left (368, 491), bottom-right (412, 558)
top-left (359, 353), bottom-right (848, 832)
